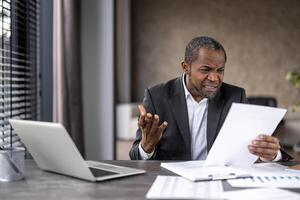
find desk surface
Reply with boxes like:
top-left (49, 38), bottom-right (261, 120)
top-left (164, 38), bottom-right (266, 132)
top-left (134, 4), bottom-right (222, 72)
top-left (1, 160), bottom-right (300, 200)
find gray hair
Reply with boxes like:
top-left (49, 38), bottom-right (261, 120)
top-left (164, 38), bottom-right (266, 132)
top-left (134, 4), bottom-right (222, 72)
top-left (184, 36), bottom-right (227, 65)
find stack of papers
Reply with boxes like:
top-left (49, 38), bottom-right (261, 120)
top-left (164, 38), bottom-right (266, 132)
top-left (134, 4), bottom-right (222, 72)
top-left (228, 175), bottom-right (300, 188)
top-left (146, 176), bottom-right (300, 199)
top-left (145, 176), bottom-right (223, 199)
top-left (222, 188), bottom-right (300, 200)
top-left (161, 161), bottom-right (251, 182)
top-left (227, 163), bottom-right (300, 188)
top-left (161, 161), bottom-right (300, 189)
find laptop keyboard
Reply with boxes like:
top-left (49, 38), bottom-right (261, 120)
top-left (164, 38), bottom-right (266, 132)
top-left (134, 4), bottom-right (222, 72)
top-left (89, 167), bottom-right (118, 177)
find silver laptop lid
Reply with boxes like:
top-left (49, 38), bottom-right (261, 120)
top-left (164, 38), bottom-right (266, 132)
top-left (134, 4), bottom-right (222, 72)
top-left (9, 119), bottom-right (96, 181)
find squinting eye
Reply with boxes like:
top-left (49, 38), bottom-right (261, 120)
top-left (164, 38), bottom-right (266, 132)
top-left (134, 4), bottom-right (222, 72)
top-left (199, 68), bottom-right (210, 73)
top-left (217, 68), bottom-right (225, 73)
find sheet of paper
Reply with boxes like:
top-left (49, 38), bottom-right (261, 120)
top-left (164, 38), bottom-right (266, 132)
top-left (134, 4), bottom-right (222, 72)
top-left (228, 175), bottom-right (300, 188)
top-left (227, 163), bottom-right (300, 188)
top-left (232, 163), bottom-right (299, 176)
top-left (145, 175), bottom-right (223, 199)
top-left (205, 103), bottom-right (286, 166)
top-left (222, 188), bottom-right (300, 200)
top-left (161, 161), bottom-right (250, 181)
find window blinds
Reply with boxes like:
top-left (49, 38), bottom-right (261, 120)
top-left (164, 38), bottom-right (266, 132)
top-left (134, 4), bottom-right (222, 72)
top-left (0, 0), bottom-right (39, 148)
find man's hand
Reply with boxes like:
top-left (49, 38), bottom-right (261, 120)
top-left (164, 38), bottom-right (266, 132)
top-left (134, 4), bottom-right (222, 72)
top-left (138, 105), bottom-right (168, 153)
top-left (248, 135), bottom-right (280, 161)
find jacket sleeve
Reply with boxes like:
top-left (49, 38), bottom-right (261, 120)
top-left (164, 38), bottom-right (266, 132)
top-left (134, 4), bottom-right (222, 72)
top-left (279, 149), bottom-right (293, 161)
top-left (241, 88), bottom-right (248, 104)
top-left (129, 88), bottom-right (157, 160)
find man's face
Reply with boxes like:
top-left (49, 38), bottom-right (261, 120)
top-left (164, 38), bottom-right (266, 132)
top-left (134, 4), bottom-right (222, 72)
top-left (182, 48), bottom-right (226, 100)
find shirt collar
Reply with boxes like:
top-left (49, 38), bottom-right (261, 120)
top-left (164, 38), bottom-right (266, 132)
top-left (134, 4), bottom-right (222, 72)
top-left (182, 73), bottom-right (208, 103)
top-left (182, 73), bottom-right (191, 99)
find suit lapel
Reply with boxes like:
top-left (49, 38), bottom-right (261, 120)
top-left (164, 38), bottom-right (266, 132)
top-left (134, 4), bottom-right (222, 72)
top-left (168, 77), bottom-right (191, 158)
top-left (207, 90), bottom-right (225, 152)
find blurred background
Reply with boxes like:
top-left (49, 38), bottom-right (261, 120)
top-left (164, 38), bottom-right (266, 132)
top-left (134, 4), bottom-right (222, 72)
top-left (129, 0), bottom-right (300, 106)
top-left (116, 0), bottom-right (300, 159)
top-left (1, 0), bottom-right (299, 161)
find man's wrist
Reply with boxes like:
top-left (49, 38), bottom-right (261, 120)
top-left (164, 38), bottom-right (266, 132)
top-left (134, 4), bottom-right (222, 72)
top-left (138, 142), bottom-right (155, 160)
top-left (141, 140), bottom-right (156, 153)
top-left (259, 150), bottom-right (282, 162)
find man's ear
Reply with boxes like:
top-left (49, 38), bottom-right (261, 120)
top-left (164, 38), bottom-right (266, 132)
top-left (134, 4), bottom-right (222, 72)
top-left (181, 61), bottom-right (190, 74)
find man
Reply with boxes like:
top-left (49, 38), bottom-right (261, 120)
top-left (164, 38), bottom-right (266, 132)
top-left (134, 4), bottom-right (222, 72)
top-left (129, 36), bottom-right (291, 161)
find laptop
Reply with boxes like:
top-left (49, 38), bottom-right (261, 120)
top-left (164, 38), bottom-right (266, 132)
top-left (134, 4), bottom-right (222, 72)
top-left (9, 119), bottom-right (145, 182)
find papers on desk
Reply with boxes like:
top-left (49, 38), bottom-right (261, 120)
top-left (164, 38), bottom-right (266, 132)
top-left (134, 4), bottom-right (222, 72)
top-left (227, 163), bottom-right (300, 188)
top-left (161, 161), bottom-right (300, 188)
top-left (146, 176), bottom-right (300, 200)
top-left (145, 175), bottom-right (223, 199)
top-left (146, 175), bottom-right (300, 199)
top-left (222, 188), bottom-right (300, 200)
top-left (205, 103), bottom-right (287, 166)
top-left (161, 161), bottom-right (251, 182)
top-left (228, 175), bottom-right (300, 188)
top-left (149, 163), bottom-right (300, 199)
top-left (160, 103), bottom-right (287, 182)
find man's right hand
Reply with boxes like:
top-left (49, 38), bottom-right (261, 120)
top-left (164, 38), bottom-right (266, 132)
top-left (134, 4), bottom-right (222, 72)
top-left (138, 105), bottom-right (168, 153)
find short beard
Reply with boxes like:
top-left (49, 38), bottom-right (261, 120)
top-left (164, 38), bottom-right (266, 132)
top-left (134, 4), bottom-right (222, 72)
top-left (187, 71), bottom-right (220, 99)
top-left (206, 89), bottom-right (219, 100)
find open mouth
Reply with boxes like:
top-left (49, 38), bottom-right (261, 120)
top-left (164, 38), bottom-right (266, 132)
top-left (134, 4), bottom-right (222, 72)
top-left (203, 85), bottom-right (218, 92)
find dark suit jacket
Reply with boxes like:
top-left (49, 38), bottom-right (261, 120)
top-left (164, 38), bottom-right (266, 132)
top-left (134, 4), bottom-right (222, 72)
top-left (129, 77), bottom-right (292, 161)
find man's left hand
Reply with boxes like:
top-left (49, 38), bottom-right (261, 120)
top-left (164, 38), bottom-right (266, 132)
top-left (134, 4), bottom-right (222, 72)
top-left (248, 135), bottom-right (280, 161)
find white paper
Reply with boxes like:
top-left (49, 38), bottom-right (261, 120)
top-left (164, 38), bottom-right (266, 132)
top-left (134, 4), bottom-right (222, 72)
top-left (231, 163), bottom-right (300, 176)
top-left (227, 163), bottom-right (300, 188)
top-left (161, 161), bottom-right (250, 182)
top-left (145, 175), bottom-right (223, 199)
top-left (228, 175), bottom-right (300, 188)
top-left (222, 188), bottom-right (300, 200)
top-left (205, 103), bottom-right (286, 166)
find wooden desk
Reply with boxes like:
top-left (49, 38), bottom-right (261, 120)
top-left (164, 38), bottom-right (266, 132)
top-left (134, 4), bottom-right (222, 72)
top-left (284, 148), bottom-right (300, 161)
top-left (1, 160), bottom-right (299, 199)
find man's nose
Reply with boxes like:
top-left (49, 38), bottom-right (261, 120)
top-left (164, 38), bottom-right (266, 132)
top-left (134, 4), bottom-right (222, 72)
top-left (207, 71), bottom-right (218, 82)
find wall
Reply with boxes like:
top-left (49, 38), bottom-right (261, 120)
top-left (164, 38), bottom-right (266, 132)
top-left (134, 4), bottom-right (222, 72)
top-left (116, 0), bottom-right (131, 103)
top-left (81, 0), bottom-right (114, 160)
top-left (131, 0), bottom-right (300, 117)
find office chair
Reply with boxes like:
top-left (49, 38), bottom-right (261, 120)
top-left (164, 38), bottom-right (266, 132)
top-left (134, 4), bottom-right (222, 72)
top-left (247, 96), bottom-right (277, 107)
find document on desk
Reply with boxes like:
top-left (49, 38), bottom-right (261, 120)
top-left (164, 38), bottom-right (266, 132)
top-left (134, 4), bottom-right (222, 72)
top-left (222, 188), bottom-right (300, 200)
top-left (161, 161), bottom-right (251, 182)
top-left (228, 175), bottom-right (300, 188)
top-left (205, 103), bottom-right (286, 166)
top-left (145, 175), bottom-right (223, 199)
top-left (227, 163), bottom-right (300, 188)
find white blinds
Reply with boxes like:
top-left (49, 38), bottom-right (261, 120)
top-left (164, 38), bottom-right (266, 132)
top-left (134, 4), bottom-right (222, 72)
top-left (0, 0), bottom-right (39, 148)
